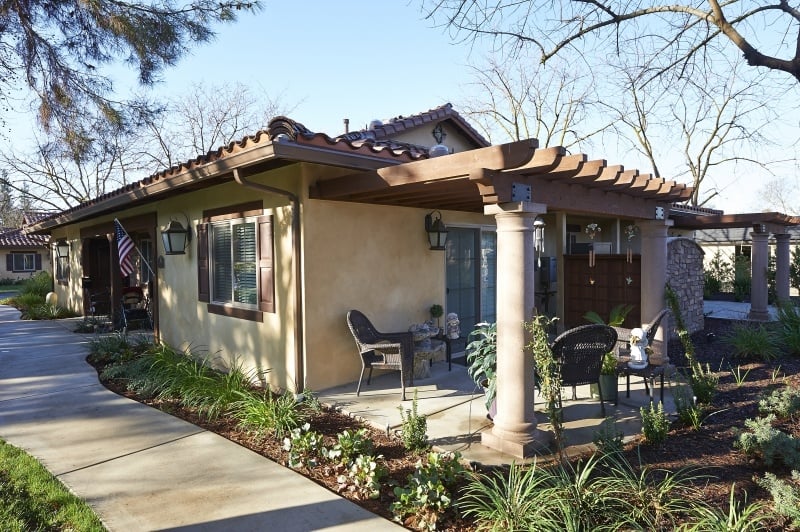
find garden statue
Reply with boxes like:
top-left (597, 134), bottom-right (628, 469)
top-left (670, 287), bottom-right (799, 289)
top-left (446, 312), bottom-right (460, 339)
top-left (628, 327), bottom-right (649, 369)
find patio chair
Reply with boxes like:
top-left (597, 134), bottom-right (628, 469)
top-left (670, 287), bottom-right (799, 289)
top-left (612, 308), bottom-right (669, 357)
top-left (119, 286), bottom-right (152, 331)
top-left (548, 323), bottom-right (618, 417)
top-left (346, 310), bottom-right (414, 401)
top-left (614, 309), bottom-right (669, 396)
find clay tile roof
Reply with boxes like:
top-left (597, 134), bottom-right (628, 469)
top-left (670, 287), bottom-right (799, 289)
top-left (0, 227), bottom-right (49, 248)
top-left (345, 103), bottom-right (490, 149)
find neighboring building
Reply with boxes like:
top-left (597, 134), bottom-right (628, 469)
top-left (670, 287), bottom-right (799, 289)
top-left (27, 103), bottom-right (798, 459)
top-left (0, 212), bottom-right (52, 282)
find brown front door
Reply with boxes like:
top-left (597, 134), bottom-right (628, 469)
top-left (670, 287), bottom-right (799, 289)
top-left (81, 236), bottom-right (112, 317)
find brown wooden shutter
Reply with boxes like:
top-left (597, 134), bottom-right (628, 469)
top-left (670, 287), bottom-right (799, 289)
top-left (197, 223), bottom-right (209, 302)
top-left (35, 253), bottom-right (42, 270)
top-left (6, 255), bottom-right (12, 272)
top-left (257, 215), bottom-right (274, 313)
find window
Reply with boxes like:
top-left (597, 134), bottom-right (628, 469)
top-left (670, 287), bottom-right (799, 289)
top-left (55, 255), bottom-right (69, 284)
top-left (7, 252), bottom-right (41, 273)
top-left (197, 202), bottom-right (273, 321)
top-left (138, 238), bottom-right (153, 284)
top-left (211, 219), bottom-right (258, 306)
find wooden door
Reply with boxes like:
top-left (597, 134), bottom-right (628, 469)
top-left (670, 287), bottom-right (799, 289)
top-left (563, 254), bottom-right (641, 329)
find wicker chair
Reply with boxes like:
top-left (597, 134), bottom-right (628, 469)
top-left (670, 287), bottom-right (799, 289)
top-left (346, 310), bottom-right (414, 401)
top-left (548, 324), bottom-right (618, 417)
top-left (612, 308), bottom-right (669, 357)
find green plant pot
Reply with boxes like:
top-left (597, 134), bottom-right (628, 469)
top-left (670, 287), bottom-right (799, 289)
top-left (590, 374), bottom-right (619, 403)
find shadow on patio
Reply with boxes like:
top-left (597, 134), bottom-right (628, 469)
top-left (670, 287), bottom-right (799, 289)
top-left (317, 358), bottom-right (680, 467)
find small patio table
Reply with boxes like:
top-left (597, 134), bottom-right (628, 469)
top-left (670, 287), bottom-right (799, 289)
top-left (617, 359), bottom-right (665, 404)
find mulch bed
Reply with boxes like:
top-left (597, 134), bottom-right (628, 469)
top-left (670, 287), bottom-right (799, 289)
top-left (92, 317), bottom-right (800, 531)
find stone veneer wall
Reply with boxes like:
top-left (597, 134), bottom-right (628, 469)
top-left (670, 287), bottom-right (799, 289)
top-left (666, 237), bottom-right (705, 335)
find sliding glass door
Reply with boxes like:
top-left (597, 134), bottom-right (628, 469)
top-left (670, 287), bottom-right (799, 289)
top-left (445, 227), bottom-right (496, 338)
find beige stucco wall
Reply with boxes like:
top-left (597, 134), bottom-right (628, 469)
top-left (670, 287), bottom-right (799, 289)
top-left (385, 121), bottom-right (479, 154)
top-left (0, 248), bottom-right (51, 282)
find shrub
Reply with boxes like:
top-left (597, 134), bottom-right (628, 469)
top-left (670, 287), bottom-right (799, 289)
top-left (325, 428), bottom-right (374, 467)
top-left (704, 251), bottom-right (734, 296)
top-left (283, 423), bottom-right (326, 469)
top-left (459, 461), bottom-right (551, 531)
top-left (758, 385), bottom-right (800, 419)
top-left (641, 402), bottom-right (670, 445)
top-left (757, 471), bottom-right (800, 527)
top-left (398, 391), bottom-right (428, 452)
top-left (19, 271), bottom-right (53, 298)
top-left (776, 301), bottom-right (800, 356)
top-left (723, 322), bottom-right (779, 361)
top-left (735, 415), bottom-right (800, 469)
top-left (234, 389), bottom-right (310, 441)
top-left (11, 292), bottom-right (45, 312)
top-left (21, 304), bottom-right (77, 320)
top-left (681, 484), bottom-right (767, 531)
top-left (391, 452), bottom-right (464, 530)
top-left (733, 255), bottom-right (751, 301)
top-left (337, 454), bottom-right (386, 501)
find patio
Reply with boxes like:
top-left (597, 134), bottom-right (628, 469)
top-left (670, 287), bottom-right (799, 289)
top-left (317, 356), bottom-right (679, 466)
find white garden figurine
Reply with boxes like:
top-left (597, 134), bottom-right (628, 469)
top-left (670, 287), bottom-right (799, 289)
top-left (628, 327), bottom-right (649, 369)
top-left (446, 312), bottom-right (461, 339)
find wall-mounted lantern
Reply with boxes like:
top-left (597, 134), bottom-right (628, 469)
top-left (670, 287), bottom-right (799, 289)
top-left (424, 211), bottom-right (449, 251)
top-left (56, 239), bottom-right (70, 259)
top-left (161, 219), bottom-right (192, 255)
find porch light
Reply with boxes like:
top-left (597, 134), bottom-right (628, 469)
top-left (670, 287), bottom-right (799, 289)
top-left (56, 240), bottom-right (70, 259)
top-left (161, 220), bottom-right (191, 255)
top-left (425, 211), bottom-right (449, 251)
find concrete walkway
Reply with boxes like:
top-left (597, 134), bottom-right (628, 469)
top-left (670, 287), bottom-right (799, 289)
top-left (0, 305), bottom-right (401, 531)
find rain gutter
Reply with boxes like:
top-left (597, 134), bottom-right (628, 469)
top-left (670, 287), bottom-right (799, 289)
top-left (232, 166), bottom-right (306, 395)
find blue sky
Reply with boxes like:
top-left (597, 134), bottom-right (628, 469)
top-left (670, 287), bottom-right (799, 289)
top-left (6, 1), bottom-right (797, 214)
top-left (151, 1), bottom-right (478, 136)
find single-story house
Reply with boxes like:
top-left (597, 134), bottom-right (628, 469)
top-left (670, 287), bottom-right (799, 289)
top-left (27, 103), bottom-right (800, 457)
top-left (1, 212), bottom-right (52, 282)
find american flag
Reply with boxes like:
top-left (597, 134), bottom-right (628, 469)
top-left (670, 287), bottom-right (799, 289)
top-left (114, 220), bottom-right (135, 277)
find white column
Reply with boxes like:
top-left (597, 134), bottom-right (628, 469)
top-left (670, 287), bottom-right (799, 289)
top-left (749, 230), bottom-right (771, 321)
top-left (481, 202), bottom-right (551, 458)
top-left (775, 233), bottom-right (791, 303)
top-left (639, 220), bottom-right (672, 365)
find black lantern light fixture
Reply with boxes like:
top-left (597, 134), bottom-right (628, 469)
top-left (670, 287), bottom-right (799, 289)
top-left (56, 239), bottom-right (70, 259)
top-left (161, 219), bottom-right (192, 255)
top-left (424, 210), bottom-right (449, 250)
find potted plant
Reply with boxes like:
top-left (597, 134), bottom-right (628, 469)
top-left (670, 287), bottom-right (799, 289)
top-left (590, 351), bottom-right (619, 403)
top-left (465, 322), bottom-right (497, 418)
top-left (429, 304), bottom-right (444, 327)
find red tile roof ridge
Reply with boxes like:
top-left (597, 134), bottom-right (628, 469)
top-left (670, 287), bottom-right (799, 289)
top-left (363, 103), bottom-right (490, 148)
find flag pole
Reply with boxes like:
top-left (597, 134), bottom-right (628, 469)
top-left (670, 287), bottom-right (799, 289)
top-left (114, 218), bottom-right (156, 277)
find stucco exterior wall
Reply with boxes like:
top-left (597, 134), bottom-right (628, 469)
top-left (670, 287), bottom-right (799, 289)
top-left (385, 121), bottom-right (479, 154)
top-left (0, 249), bottom-right (51, 282)
top-left (300, 195), bottom-right (494, 391)
top-left (666, 237), bottom-right (705, 335)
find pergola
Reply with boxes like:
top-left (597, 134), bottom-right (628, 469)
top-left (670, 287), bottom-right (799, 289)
top-left (309, 136), bottom-right (697, 457)
top-left (672, 210), bottom-right (800, 320)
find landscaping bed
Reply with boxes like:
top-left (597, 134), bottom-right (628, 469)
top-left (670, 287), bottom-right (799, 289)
top-left (88, 317), bottom-right (800, 530)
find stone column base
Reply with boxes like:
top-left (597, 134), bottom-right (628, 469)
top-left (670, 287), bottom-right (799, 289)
top-left (748, 309), bottom-right (771, 321)
top-left (481, 425), bottom-right (552, 459)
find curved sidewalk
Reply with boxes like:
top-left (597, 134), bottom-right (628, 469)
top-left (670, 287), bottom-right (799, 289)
top-left (0, 305), bottom-right (400, 531)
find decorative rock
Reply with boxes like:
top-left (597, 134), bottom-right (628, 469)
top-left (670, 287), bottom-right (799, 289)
top-left (45, 292), bottom-right (58, 306)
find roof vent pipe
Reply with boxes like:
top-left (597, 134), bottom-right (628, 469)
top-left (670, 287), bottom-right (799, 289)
top-left (343, 118), bottom-right (349, 134)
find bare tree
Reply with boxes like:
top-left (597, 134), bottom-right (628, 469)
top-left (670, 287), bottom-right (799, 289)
top-left (0, 83), bottom-right (293, 210)
top-left (137, 82), bottom-right (294, 171)
top-left (760, 176), bottom-right (800, 215)
top-left (424, 1), bottom-right (800, 84)
top-left (457, 55), bottom-right (611, 151)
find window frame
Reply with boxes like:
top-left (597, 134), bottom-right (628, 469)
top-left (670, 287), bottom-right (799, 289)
top-left (10, 252), bottom-right (39, 273)
top-left (197, 202), bottom-right (273, 322)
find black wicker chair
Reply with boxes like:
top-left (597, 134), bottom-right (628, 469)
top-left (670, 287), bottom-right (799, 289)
top-left (346, 310), bottom-right (414, 401)
top-left (548, 324), bottom-right (618, 417)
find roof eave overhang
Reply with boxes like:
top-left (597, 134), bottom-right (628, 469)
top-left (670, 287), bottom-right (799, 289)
top-left (28, 139), bottom-right (408, 233)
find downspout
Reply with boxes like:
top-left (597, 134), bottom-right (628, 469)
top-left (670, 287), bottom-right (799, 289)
top-left (233, 168), bottom-right (305, 394)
